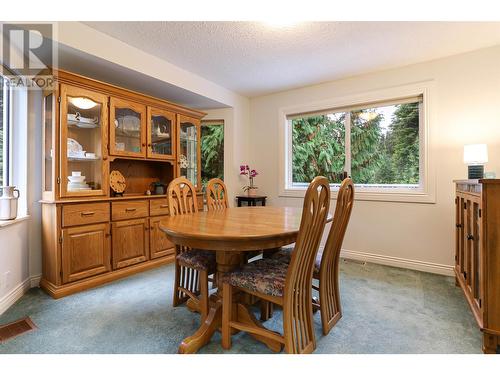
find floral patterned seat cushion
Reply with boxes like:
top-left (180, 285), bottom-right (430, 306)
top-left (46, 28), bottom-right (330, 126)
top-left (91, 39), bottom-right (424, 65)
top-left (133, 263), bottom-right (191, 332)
top-left (224, 258), bottom-right (288, 297)
top-left (177, 249), bottom-right (216, 272)
top-left (271, 246), bottom-right (322, 275)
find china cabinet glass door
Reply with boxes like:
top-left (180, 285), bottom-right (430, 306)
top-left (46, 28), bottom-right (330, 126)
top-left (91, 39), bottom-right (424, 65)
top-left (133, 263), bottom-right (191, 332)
top-left (60, 84), bottom-right (108, 197)
top-left (147, 107), bottom-right (175, 160)
top-left (42, 91), bottom-right (55, 200)
top-left (110, 97), bottom-right (147, 158)
top-left (177, 115), bottom-right (201, 188)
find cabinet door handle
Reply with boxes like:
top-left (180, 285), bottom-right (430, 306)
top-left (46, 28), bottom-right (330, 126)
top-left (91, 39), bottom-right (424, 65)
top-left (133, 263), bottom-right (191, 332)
top-left (81, 211), bottom-right (95, 216)
top-left (456, 224), bottom-right (462, 228)
top-left (467, 234), bottom-right (474, 240)
top-left (160, 204), bottom-right (168, 208)
top-left (125, 208), bottom-right (137, 212)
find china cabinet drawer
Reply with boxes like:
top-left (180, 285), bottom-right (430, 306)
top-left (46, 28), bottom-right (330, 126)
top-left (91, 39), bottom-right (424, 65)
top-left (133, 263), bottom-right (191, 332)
top-left (112, 200), bottom-right (149, 221)
top-left (150, 199), bottom-right (170, 216)
top-left (62, 202), bottom-right (110, 227)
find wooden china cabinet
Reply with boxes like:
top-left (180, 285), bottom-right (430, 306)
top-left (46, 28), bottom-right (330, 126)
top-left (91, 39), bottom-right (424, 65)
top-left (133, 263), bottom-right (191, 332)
top-left (40, 71), bottom-right (204, 298)
top-left (454, 179), bottom-right (500, 354)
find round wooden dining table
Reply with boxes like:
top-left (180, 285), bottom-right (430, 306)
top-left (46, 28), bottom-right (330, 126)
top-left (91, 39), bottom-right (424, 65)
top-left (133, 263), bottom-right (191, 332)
top-left (160, 206), bottom-right (310, 354)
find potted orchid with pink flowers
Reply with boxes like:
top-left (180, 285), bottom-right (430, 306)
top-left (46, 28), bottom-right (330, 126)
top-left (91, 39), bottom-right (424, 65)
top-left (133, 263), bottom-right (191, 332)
top-left (240, 164), bottom-right (259, 196)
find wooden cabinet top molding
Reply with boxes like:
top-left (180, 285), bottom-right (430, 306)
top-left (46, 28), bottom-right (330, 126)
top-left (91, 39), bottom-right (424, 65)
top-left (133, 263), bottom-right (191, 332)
top-left (55, 70), bottom-right (207, 120)
top-left (453, 179), bottom-right (500, 185)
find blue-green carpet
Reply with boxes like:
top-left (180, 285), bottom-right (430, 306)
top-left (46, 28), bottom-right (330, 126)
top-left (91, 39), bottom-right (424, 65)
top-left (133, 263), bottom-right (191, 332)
top-left (0, 261), bottom-right (483, 354)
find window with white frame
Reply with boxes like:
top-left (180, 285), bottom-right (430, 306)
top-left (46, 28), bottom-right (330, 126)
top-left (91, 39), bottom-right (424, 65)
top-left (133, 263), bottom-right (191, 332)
top-left (0, 75), bottom-right (9, 187)
top-left (283, 88), bottom-right (432, 202)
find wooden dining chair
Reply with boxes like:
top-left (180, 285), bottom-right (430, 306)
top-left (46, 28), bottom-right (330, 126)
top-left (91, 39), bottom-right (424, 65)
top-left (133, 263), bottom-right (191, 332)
top-left (221, 176), bottom-right (331, 353)
top-left (168, 177), bottom-right (216, 321)
top-left (271, 178), bottom-right (355, 335)
top-left (206, 177), bottom-right (261, 267)
top-left (206, 178), bottom-right (228, 211)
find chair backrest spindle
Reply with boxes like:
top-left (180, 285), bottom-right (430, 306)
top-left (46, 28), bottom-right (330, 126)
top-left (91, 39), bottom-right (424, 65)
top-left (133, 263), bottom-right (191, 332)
top-left (206, 178), bottom-right (228, 211)
top-left (167, 177), bottom-right (198, 217)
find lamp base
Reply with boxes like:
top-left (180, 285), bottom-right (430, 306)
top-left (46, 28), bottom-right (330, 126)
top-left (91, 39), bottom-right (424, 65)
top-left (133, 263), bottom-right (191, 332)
top-left (468, 165), bottom-right (484, 179)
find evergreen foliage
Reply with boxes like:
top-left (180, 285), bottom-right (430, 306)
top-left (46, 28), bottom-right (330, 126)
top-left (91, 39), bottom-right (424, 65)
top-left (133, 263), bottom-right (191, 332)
top-left (291, 102), bottom-right (420, 185)
top-left (201, 124), bottom-right (224, 187)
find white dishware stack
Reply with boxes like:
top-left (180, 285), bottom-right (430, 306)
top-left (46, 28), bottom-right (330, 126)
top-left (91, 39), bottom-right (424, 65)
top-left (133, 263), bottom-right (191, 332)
top-left (0, 186), bottom-right (20, 220)
top-left (68, 171), bottom-right (91, 191)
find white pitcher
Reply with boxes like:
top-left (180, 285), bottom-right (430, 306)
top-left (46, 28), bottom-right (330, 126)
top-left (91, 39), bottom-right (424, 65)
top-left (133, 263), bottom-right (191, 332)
top-left (0, 186), bottom-right (20, 220)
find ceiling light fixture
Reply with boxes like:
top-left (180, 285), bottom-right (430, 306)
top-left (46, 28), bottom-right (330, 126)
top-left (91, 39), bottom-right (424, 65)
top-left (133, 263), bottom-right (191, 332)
top-left (262, 20), bottom-right (301, 29)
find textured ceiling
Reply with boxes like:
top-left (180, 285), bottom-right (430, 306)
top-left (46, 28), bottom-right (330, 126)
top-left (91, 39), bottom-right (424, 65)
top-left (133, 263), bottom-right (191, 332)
top-left (84, 22), bottom-right (500, 97)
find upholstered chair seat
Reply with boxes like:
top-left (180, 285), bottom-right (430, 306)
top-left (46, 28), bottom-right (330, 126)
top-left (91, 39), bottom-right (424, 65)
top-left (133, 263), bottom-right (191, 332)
top-left (224, 258), bottom-right (288, 297)
top-left (176, 250), bottom-right (216, 272)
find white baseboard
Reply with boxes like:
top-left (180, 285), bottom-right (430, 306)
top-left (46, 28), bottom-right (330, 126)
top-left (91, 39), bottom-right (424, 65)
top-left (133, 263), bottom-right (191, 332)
top-left (339, 248), bottom-right (454, 276)
top-left (0, 274), bottom-right (42, 316)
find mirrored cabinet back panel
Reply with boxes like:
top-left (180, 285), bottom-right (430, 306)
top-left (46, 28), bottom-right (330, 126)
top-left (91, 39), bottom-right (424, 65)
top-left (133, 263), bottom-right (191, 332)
top-left (40, 71), bottom-right (205, 298)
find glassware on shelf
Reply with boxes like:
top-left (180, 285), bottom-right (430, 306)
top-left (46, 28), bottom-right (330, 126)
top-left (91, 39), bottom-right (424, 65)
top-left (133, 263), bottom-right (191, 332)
top-left (111, 102), bottom-right (145, 156)
top-left (149, 110), bottom-right (173, 158)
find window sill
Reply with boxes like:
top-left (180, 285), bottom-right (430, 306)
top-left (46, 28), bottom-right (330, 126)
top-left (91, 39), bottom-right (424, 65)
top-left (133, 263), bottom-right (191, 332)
top-left (0, 215), bottom-right (30, 228)
top-left (279, 188), bottom-right (435, 204)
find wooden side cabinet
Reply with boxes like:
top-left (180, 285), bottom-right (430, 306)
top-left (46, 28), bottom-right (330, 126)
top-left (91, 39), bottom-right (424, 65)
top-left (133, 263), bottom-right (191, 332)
top-left (454, 179), bottom-right (500, 354)
top-left (61, 223), bottom-right (111, 283)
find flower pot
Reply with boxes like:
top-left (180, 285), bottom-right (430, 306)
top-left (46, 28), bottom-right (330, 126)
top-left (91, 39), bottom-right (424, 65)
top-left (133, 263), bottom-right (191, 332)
top-left (247, 187), bottom-right (258, 197)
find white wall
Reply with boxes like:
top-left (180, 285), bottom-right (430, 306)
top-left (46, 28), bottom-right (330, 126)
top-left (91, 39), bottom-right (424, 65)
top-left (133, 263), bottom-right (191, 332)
top-left (0, 89), bottom-right (42, 314)
top-left (248, 46), bottom-right (500, 274)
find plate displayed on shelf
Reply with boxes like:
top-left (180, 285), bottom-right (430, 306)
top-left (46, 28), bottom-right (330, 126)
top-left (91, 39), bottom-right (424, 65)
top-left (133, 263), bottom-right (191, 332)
top-left (67, 138), bottom-right (83, 152)
top-left (68, 113), bottom-right (98, 124)
top-left (179, 154), bottom-right (189, 169)
top-left (68, 120), bottom-right (99, 129)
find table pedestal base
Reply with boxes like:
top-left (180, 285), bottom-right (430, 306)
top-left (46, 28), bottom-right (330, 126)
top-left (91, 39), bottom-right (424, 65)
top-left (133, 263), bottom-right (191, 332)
top-left (178, 299), bottom-right (282, 354)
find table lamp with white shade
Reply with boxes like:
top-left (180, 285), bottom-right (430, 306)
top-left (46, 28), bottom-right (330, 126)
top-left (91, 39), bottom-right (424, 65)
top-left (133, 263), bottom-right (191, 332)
top-left (463, 144), bottom-right (488, 179)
